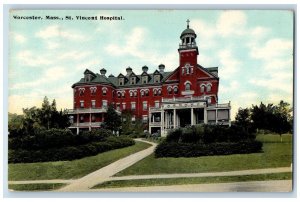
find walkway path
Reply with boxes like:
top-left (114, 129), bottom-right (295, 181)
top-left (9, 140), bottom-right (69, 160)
top-left (8, 166), bottom-right (291, 185)
top-left (58, 139), bottom-right (157, 192)
top-left (109, 166), bottom-right (292, 181)
top-left (90, 180), bottom-right (292, 192)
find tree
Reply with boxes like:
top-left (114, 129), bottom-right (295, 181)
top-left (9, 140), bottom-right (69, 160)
top-left (249, 101), bottom-right (292, 139)
top-left (102, 104), bottom-right (121, 133)
top-left (235, 108), bottom-right (251, 130)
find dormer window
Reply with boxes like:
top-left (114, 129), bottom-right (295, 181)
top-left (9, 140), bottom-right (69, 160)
top-left (131, 77), bottom-right (136, 84)
top-left (154, 75), bottom-right (160, 83)
top-left (119, 78), bottom-right (124, 86)
top-left (142, 76), bottom-right (148, 84)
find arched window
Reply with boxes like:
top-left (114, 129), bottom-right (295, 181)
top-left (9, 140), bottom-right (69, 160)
top-left (174, 87), bottom-right (178, 94)
top-left (158, 89), bottom-right (162, 96)
top-left (185, 83), bottom-right (191, 91)
top-left (168, 86), bottom-right (172, 94)
top-left (207, 84), bottom-right (212, 92)
top-left (200, 85), bottom-right (205, 93)
top-left (153, 89), bottom-right (157, 96)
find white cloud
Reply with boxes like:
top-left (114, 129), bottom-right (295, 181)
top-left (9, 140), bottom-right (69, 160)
top-left (216, 11), bottom-right (247, 37)
top-left (219, 81), bottom-right (239, 94)
top-left (12, 33), bottom-right (27, 43)
top-left (11, 66), bottom-right (67, 89)
top-left (17, 50), bottom-right (52, 67)
top-left (76, 59), bottom-right (102, 71)
top-left (46, 41), bottom-right (60, 50)
top-left (36, 25), bottom-right (86, 41)
top-left (58, 51), bottom-right (92, 60)
top-left (250, 26), bottom-right (270, 39)
top-left (218, 49), bottom-right (241, 78)
top-left (250, 38), bottom-right (293, 59)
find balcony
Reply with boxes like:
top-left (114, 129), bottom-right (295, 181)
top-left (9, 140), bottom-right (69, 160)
top-left (67, 107), bottom-right (107, 114)
top-left (69, 122), bottom-right (102, 128)
top-left (207, 103), bottom-right (231, 109)
top-left (179, 43), bottom-right (197, 49)
top-left (162, 96), bottom-right (206, 103)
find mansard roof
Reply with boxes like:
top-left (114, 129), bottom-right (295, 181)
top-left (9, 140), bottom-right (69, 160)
top-left (72, 65), bottom-right (217, 88)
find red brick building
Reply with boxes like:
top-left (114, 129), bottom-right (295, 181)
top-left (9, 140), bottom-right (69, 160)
top-left (68, 21), bottom-right (231, 136)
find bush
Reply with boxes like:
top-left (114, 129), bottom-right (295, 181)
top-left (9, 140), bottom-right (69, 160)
top-left (155, 140), bottom-right (263, 158)
top-left (165, 125), bottom-right (256, 144)
top-left (9, 136), bottom-right (135, 163)
top-left (8, 128), bottom-right (114, 150)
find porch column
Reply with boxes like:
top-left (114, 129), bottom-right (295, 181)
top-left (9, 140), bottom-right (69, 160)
top-left (191, 108), bottom-right (194, 126)
top-left (161, 110), bottom-right (164, 135)
top-left (89, 113), bottom-right (91, 131)
top-left (173, 109), bottom-right (176, 129)
top-left (148, 111), bottom-right (151, 133)
top-left (216, 109), bottom-right (218, 124)
top-left (204, 108), bottom-right (207, 124)
top-left (77, 114), bottom-right (79, 134)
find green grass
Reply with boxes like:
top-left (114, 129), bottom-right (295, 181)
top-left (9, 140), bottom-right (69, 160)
top-left (115, 134), bottom-right (292, 176)
top-left (8, 183), bottom-right (66, 191)
top-left (9, 141), bottom-right (151, 181)
top-left (93, 172), bottom-right (292, 189)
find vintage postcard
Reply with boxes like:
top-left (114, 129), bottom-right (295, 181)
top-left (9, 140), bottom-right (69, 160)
top-left (8, 9), bottom-right (293, 193)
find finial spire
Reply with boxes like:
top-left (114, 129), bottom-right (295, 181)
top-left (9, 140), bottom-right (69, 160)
top-left (187, 19), bottom-right (190, 28)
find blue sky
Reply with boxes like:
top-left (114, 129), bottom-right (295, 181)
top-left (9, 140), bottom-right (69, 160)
top-left (9, 10), bottom-right (294, 117)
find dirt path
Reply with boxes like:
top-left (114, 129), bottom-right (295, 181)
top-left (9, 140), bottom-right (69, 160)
top-left (89, 180), bottom-right (292, 192)
top-left (58, 139), bottom-right (157, 192)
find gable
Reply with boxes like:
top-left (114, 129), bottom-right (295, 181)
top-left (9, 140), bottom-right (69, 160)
top-left (194, 65), bottom-right (216, 79)
top-left (163, 67), bottom-right (180, 82)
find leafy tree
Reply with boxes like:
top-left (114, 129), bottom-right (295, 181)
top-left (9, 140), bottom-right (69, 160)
top-left (120, 109), bottom-right (144, 137)
top-left (102, 104), bottom-right (121, 133)
top-left (235, 108), bottom-right (251, 131)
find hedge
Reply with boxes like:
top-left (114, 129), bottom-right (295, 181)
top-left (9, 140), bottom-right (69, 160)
top-left (9, 136), bottom-right (135, 163)
top-left (9, 128), bottom-right (113, 150)
top-left (154, 140), bottom-right (263, 158)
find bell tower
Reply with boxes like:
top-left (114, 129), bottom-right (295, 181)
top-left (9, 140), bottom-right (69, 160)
top-left (178, 19), bottom-right (198, 67)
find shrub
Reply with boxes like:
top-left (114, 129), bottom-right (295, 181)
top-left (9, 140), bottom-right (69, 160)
top-left (166, 128), bottom-right (182, 142)
top-left (9, 136), bottom-right (135, 163)
top-left (154, 140), bottom-right (263, 158)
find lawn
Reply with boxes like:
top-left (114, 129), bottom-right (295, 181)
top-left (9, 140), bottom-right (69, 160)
top-left (93, 172), bottom-right (292, 189)
top-left (9, 141), bottom-right (151, 181)
top-left (8, 183), bottom-right (67, 191)
top-left (115, 134), bottom-right (292, 176)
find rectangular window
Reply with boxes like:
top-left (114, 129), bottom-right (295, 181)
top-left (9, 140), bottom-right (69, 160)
top-left (80, 101), bottom-right (84, 108)
top-left (116, 103), bottom-right (120, 111)
top-left (102, 100), bottom-right (108, 108)
top-left (132, 116), bottom-right (136, 124)
top-left (143, 101), bottom-right (148, 110)
top-left (142, 116), bottom-right (148, 123)
top-left (122, 103), bottom-right (126, 110)
top-left (91, 100), bottom-right (96, 108)
top-left (131, 102), bottom-right (136, 110)
top-left (155, 101), bottom-right (160, 108)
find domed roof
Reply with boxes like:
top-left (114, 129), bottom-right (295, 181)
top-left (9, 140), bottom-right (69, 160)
top-left (180, 19), bottom-right (197, 39)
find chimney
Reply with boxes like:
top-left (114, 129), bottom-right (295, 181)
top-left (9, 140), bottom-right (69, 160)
top-left (100, 68), bottom-right (107, 76)
top-left (158, 64), bottom-right (165, 73)
top-left (126, 67), bottom-right (132, 76)
top-left (142, 65), bottom-right (148, 73)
